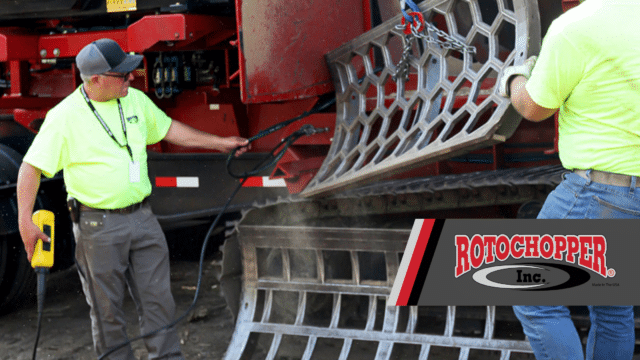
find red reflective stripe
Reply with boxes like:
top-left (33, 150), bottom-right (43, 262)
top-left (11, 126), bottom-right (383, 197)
top-left (242, 177), bottom-right (263, 187)
top-left (396, 219), bottom-right (435, 306)
top-left (156, 177), bottom-right (177, 187)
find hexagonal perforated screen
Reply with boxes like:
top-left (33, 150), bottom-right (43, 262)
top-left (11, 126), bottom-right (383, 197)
top-left (300, 0), bottom-right (540, 198)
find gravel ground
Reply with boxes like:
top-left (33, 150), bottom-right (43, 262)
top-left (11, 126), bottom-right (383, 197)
top-left (0, 257), bottom-right (235, 360)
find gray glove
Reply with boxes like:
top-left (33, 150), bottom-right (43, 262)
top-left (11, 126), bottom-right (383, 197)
top-left (498, 56), bottom-right (537, 98)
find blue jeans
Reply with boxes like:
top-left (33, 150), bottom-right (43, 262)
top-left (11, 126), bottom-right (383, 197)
top-left (514, 171), bottom-right (637, 360)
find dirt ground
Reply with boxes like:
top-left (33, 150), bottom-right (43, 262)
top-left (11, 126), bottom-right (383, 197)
top-left (0, 256), bottom-right (235, 360)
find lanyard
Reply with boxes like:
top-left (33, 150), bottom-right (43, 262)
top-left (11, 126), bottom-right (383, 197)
top-left (80, 86), bottom-right (134, 161)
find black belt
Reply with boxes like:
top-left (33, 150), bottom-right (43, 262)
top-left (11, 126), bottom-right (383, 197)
top-left (574, 169), bottom-right (636, 187)
top-left (80, 197), bottom-right (149, 215)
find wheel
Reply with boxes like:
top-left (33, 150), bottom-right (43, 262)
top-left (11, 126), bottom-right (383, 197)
top-left (0, 234), bottom-right (37, 314)
top-left (0, 142), bottom-right (75, 314)
top-left (0, 143), bottom-right (38, 313)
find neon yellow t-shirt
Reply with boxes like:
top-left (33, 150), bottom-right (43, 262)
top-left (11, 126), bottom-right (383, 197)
top-left (24, 87), bottom-right (172, 209)
top-left (525, 0), bottom-right (640, 176)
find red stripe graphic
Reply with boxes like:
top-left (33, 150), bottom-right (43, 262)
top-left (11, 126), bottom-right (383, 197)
top-left (242, 176), bottom-right (287, 187)
top-left (395, 219), bottom-right (436, 306)
top-left (155, 177), bottom-right (177, 187)
top-left (242, 177), bottom-right (263, 187)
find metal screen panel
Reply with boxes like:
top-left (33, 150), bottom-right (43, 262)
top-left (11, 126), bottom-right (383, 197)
top-left (224, 225), bottom-right (533, 360)
top-left (301, 0), bottom-right (541, 197)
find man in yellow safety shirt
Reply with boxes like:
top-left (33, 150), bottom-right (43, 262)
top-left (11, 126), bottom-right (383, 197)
top-left (17, 38), bottom-right (249, 359)
top-left (499, 0), bottom-right (639, 358)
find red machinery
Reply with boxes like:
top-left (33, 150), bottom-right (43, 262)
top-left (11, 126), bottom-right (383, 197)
top-left (0, 1), bottom-right (619, 359)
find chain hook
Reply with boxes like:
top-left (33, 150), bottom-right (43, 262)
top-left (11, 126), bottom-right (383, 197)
top-left (393, 0), bottom-right (476, 82)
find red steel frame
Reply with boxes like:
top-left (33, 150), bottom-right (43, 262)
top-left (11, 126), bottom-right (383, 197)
top-left (0, 1), bottom-right (562, 195)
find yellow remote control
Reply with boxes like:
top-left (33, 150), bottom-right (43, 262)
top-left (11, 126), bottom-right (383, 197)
top-left (30, 210), bottom-right (54, 269)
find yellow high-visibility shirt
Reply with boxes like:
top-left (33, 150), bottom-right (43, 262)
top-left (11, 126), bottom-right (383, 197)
top-left (24, 87), bottom-right (172, 209)
top-left (526, 0), bottom-right (640, 176)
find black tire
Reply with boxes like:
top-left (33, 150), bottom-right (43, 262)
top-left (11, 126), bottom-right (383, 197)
top-left (0, 141), bottom-right (75, 314)
top-left (0, 143), bottom-right (37, 314)
top-left (0, 233), bottom-right (37, 314)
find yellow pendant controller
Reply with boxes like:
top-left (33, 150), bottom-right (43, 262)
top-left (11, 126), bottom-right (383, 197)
top-left (30, 209), bottom-right (54, 269)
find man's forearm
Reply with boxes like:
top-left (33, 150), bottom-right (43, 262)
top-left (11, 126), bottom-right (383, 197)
top-left (17, 162), bottom-right (42, 225)
top-left (509, 76), bottom-right (557, 122)
top-left (163, 120), bottom-right (249, 155)
top-left (164, 120), bottom-right (224, 150)
top-left (17, 162), bottom-right (48, 261)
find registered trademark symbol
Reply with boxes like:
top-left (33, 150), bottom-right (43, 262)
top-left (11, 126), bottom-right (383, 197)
top-left (608, 268), bottom-right (616, 277)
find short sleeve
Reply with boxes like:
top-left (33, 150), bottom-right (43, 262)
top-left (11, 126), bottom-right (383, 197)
top-left (138, 93), bottom-right (172, 145)
top-left (525, 21), bottom-right (586, 109)
top-left (23, 113), bottom-right (67, 178)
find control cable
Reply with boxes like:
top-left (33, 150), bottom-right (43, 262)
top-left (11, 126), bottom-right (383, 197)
top-left (32, 267), bottom-right (48, 360)
top-left (30, 210), bottom-right (55, 360)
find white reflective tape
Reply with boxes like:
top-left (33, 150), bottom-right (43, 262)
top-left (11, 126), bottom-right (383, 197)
top-left (243, 176), bottom-right (287, 187)
top-left (176, 177), bottom-right (199, 188)
top-left (261, 177), bottom-right (286, 187)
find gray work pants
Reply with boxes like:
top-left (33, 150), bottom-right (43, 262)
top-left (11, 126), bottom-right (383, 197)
top-left (73, 203), bottom-right (184, 360)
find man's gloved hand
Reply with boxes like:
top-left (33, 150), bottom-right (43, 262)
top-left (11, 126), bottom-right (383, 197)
top-left (498, 56), bottom-right (537, 98)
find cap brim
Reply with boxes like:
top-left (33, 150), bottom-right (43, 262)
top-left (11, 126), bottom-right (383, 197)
top-left (110, 54), bottom-right (143, 73)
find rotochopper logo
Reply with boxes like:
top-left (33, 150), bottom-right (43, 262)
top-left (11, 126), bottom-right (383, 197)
top-left (455, 234), bottom-right (615, 290)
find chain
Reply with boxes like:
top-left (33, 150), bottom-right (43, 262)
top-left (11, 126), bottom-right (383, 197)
top-left (410, 21), bottom-right (477, 53)
top-left (393, 16), bottom-right (476, 82)
top-left (393, 33), bottom-right (414, 81)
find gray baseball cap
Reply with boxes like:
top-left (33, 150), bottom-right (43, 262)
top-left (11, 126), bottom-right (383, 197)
top-left (76, 38), bottom-right (143, 76)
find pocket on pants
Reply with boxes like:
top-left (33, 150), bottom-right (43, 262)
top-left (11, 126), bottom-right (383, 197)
top-left (586, 195), bottom-right (640, 219)
top-left (558, 173), bottom-right (585, 197)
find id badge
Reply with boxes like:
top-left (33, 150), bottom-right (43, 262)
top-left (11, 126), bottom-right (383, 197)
top-left (129, 161), bottom-right (140, 183)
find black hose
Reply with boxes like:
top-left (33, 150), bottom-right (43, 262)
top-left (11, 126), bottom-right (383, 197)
top-left (226, 95), bottom-right (335, 179)
top-left (32, 268), bottom-right (48, 360)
